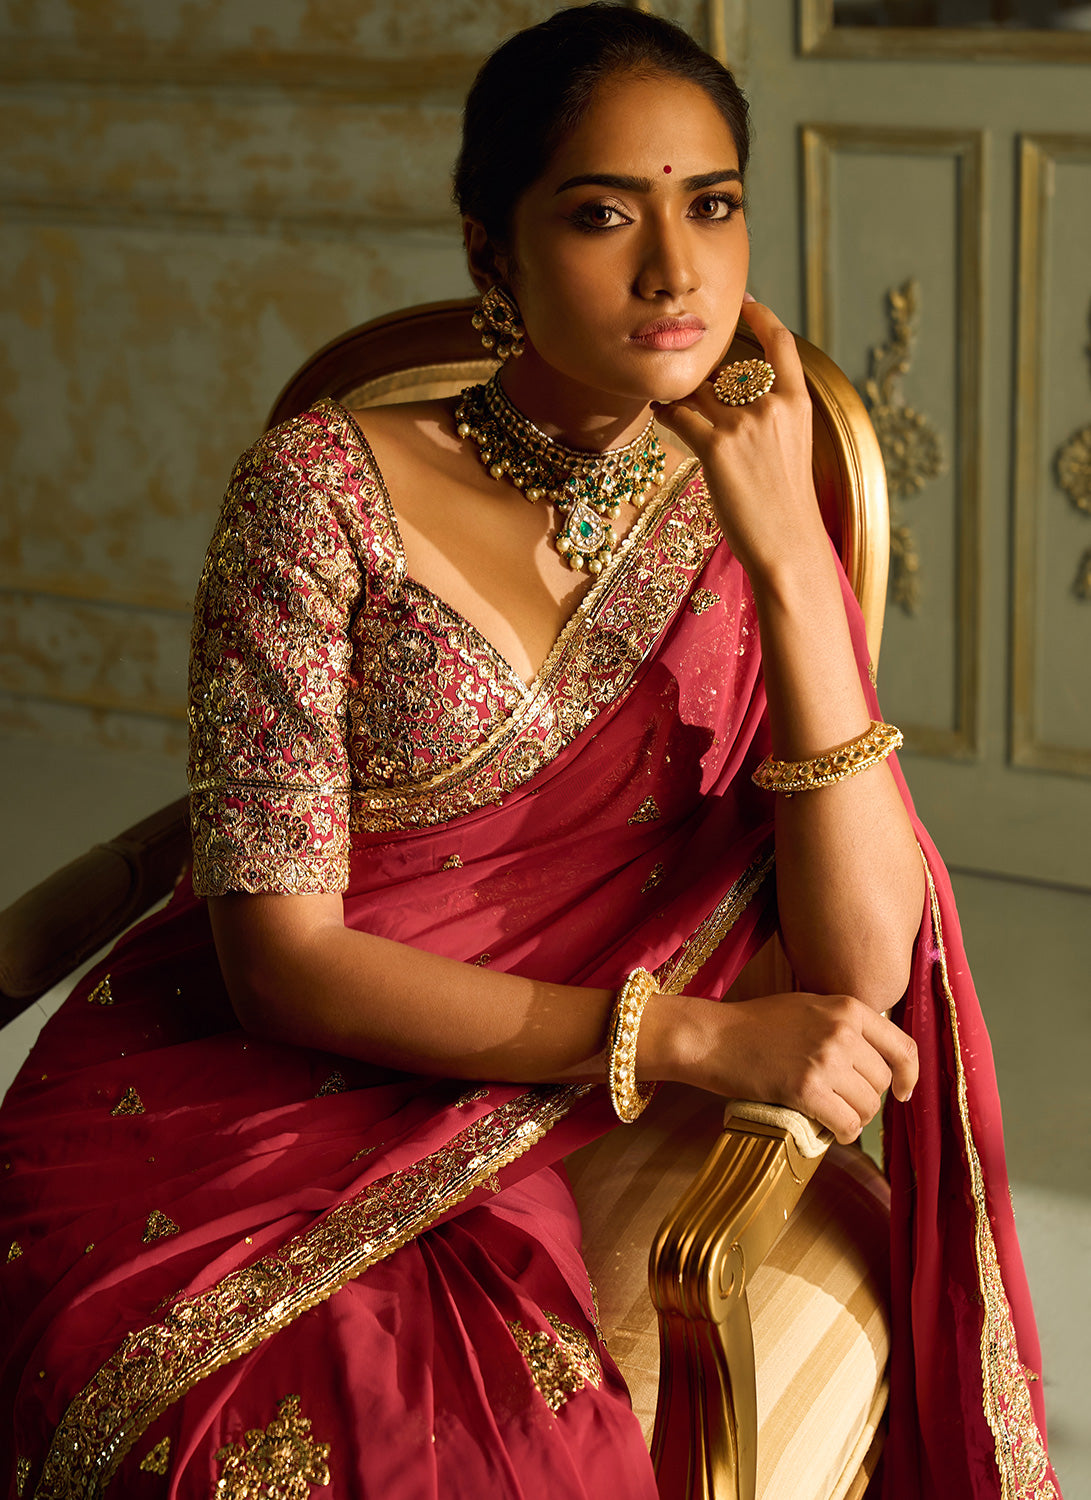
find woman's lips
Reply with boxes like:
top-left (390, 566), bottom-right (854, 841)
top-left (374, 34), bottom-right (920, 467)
top-left (628, 316), bottom-right (706, 351)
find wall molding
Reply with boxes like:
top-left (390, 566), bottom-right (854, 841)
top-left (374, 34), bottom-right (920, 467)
top-left (799, 0), bottom-right (1091, 63)
top-left (1012, 132), bottom-right (1091, 779)
top-left (802, 122), bottom-right (984, 760)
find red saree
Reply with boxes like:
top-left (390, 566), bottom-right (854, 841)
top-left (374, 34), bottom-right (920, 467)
top-left (0, 402), bottom-right (1060, 1498)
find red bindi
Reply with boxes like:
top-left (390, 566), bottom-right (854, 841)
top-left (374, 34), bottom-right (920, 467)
top-left (663, 164), bottom-right (672, 174)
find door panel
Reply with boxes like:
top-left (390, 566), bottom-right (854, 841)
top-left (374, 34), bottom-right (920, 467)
top-left (738, 1), bottom-right (1091, 888)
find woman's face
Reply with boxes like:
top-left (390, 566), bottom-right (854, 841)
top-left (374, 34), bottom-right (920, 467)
top-left (499, 70), bottom-right (749, 415)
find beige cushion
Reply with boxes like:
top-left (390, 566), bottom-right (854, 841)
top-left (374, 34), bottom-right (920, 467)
top-left (565, 1086), bottom-right (890, 1500)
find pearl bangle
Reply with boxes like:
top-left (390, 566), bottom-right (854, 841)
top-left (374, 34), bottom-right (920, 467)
top-left (607, 968), bottom-right (658, 1124)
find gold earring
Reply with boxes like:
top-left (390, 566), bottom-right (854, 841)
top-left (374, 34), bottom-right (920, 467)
top-left (471, 286), bottom-right (525, 361)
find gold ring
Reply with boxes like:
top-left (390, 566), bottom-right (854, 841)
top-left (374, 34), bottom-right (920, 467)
top-left (713, 359), bottom-right (776, 406)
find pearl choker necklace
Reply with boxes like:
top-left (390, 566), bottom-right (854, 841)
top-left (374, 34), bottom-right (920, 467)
top-left (454, 373), bottom-right (667, 575)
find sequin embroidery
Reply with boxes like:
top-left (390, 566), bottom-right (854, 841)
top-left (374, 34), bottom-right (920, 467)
top-left (111, 1088), bottom-right (144, 1117)
top-left (628, 796), bottom-right (661, 825)
top-left (138, 1438), bottom-right (171, 1476)
top-left (214, 1396), bottom-right (330, 1499)
top-left (508, 1314), bottom-right (603, 1412)
top-left (142, 1211), bottom-right (180, 1244)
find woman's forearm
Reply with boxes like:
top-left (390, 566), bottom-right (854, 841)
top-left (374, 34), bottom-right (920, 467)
top-left (209, 890), bottom-right (617, 1082)
top-left (750, 539), bottom-right (925, 1009)
top-left (207, 890), bottom-right (919, 1144)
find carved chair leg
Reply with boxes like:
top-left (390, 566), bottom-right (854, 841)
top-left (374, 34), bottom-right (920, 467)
top-left (651, 1295), bottom-right (757, 1500)
top-left (648, 1118), bottom-right (827, 1500)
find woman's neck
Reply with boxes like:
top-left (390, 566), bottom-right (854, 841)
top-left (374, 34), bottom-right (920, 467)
top-left (497, 354), bottom-right (653, 453)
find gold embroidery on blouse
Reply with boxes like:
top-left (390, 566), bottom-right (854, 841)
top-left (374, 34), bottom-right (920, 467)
top-left (350, 456), bottom-right (713, 834)
top-left (7, 1239), bottom-right (23, 1261)
top-left (36, 1085), bottom-right (590, 1499)
top-left (641, 862), bottom-right (665, 894)
top-left (188, 410), bottom-right (360, 897)
top-left (214, 1396), bottom-right (330, 1500)
top-left (689, 588), bottom-right (720, 615)
top-left (867, 658), bottom-right (878, 686)
top-left (508, 1314), bottom-right (603, 1412)
top-left (187, 406), bottom-right (716, 888)
top-left (441, 854), bottom-right (463, 870)
top-left (655, 850), bottom-right (776, 996)
top-left (16, 1458), bottom-right (31, 1496)
top-left (314, 1071), bottom-right (346, 1098)
top-left (923, 858), bottom-right (1058, 1499)
top-left (628, 796), bottom-right (661, 825)
top-left (138, 1438), bottom-right (171, 1476)
top-left (111, 1087), bottom-right (145, 1117)
top-left (87, 977), bottom-right (113, 1006)
top-left (142, 1211), bottom-right (180, 1244)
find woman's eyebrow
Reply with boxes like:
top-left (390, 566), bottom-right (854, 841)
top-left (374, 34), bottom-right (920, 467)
top-left (553, 168), bottom-right (742, 195)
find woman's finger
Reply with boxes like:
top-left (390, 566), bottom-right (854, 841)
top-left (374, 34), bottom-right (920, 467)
top-left (735, 299), bottom-right (807, 400)
top-left (809, 1088), bottom-right (864, 1146)
top-left (861, 1008), bottom-right (919, 1102)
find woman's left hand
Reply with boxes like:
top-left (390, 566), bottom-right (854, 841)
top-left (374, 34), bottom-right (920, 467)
top-left (652, 298), bottom-right (827, 582)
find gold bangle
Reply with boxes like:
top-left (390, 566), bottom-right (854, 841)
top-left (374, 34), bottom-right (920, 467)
top-left (607, 967), bottom-right (658, 1124)
top-left (751, 720), bottom-right (903, 796)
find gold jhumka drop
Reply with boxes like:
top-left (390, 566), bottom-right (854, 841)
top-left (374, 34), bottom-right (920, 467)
top-left (455, 373), bottom-right (667, 576)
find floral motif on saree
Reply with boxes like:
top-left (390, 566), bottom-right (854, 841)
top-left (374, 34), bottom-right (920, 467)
top-left (508, 1315), bottom-right (604, 1413)
top-left (213, 1395), bottom-right (330, 1500)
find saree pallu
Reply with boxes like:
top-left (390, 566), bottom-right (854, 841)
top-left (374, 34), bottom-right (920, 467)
top-left (0, 408), bottom-right (1060, 1498)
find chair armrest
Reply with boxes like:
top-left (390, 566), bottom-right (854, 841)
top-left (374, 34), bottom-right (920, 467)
top-left (649, 1105), bottom-right (831, 1500)
top-left (0, 796), bottom-right (191, 1022)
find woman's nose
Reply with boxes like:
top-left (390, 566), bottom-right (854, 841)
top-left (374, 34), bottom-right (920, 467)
top-left (635, 222), bottom-right (699, 301)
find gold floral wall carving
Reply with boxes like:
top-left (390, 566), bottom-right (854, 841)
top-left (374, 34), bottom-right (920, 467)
top-left (1054, 302), bottom-right (1091, 600)
top-left (862, 278), bottom-right (947, 613)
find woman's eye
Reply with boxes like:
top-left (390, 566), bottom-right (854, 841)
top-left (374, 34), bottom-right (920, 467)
top-left (691, 193), bottom-right (745, 221)
top-left (571, 202), bottom-right (630, 231)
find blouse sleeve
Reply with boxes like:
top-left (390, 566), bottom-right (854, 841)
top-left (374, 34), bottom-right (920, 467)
top-left (188, 414), bottom-right (362, 896)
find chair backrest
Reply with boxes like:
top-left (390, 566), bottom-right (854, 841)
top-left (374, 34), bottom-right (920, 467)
top-left (267, 297), bottom-right (890, 663)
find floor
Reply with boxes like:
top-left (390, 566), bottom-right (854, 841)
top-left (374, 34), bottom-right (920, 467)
top-left (1, 729), bottom-right (1087, 1493)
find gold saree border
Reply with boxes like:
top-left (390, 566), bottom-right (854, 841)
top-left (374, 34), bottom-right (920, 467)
top-left (922, 856), bottom-right (1058, 1500)
top-left (35, 861), bottom-right (771, 1497)
top-left (34, 1084), bottom-right (591, 1500)
top-left (655, 850), bottom-right (775, 996)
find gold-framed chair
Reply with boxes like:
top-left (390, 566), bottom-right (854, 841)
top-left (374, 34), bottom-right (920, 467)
top-left (0, 299), bottom-right (892, 1500)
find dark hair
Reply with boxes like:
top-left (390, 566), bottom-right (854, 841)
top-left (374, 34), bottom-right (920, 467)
top-left (453, 3), bottom-right (751, 246)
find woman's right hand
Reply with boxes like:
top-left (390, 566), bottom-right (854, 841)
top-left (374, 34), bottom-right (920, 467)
top-left (639, 989), bottom-right (918, 1145)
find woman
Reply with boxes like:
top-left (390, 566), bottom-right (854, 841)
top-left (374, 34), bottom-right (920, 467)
top-left (0, 7), bottom-right (1060, 1498)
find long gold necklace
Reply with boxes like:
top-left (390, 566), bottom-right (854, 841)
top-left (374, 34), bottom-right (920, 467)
top-left (454, 373), bottom-right (666, 575)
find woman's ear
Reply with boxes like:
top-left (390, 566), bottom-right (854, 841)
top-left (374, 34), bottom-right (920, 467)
top-left (463, 218), bottom-right (511, 294)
